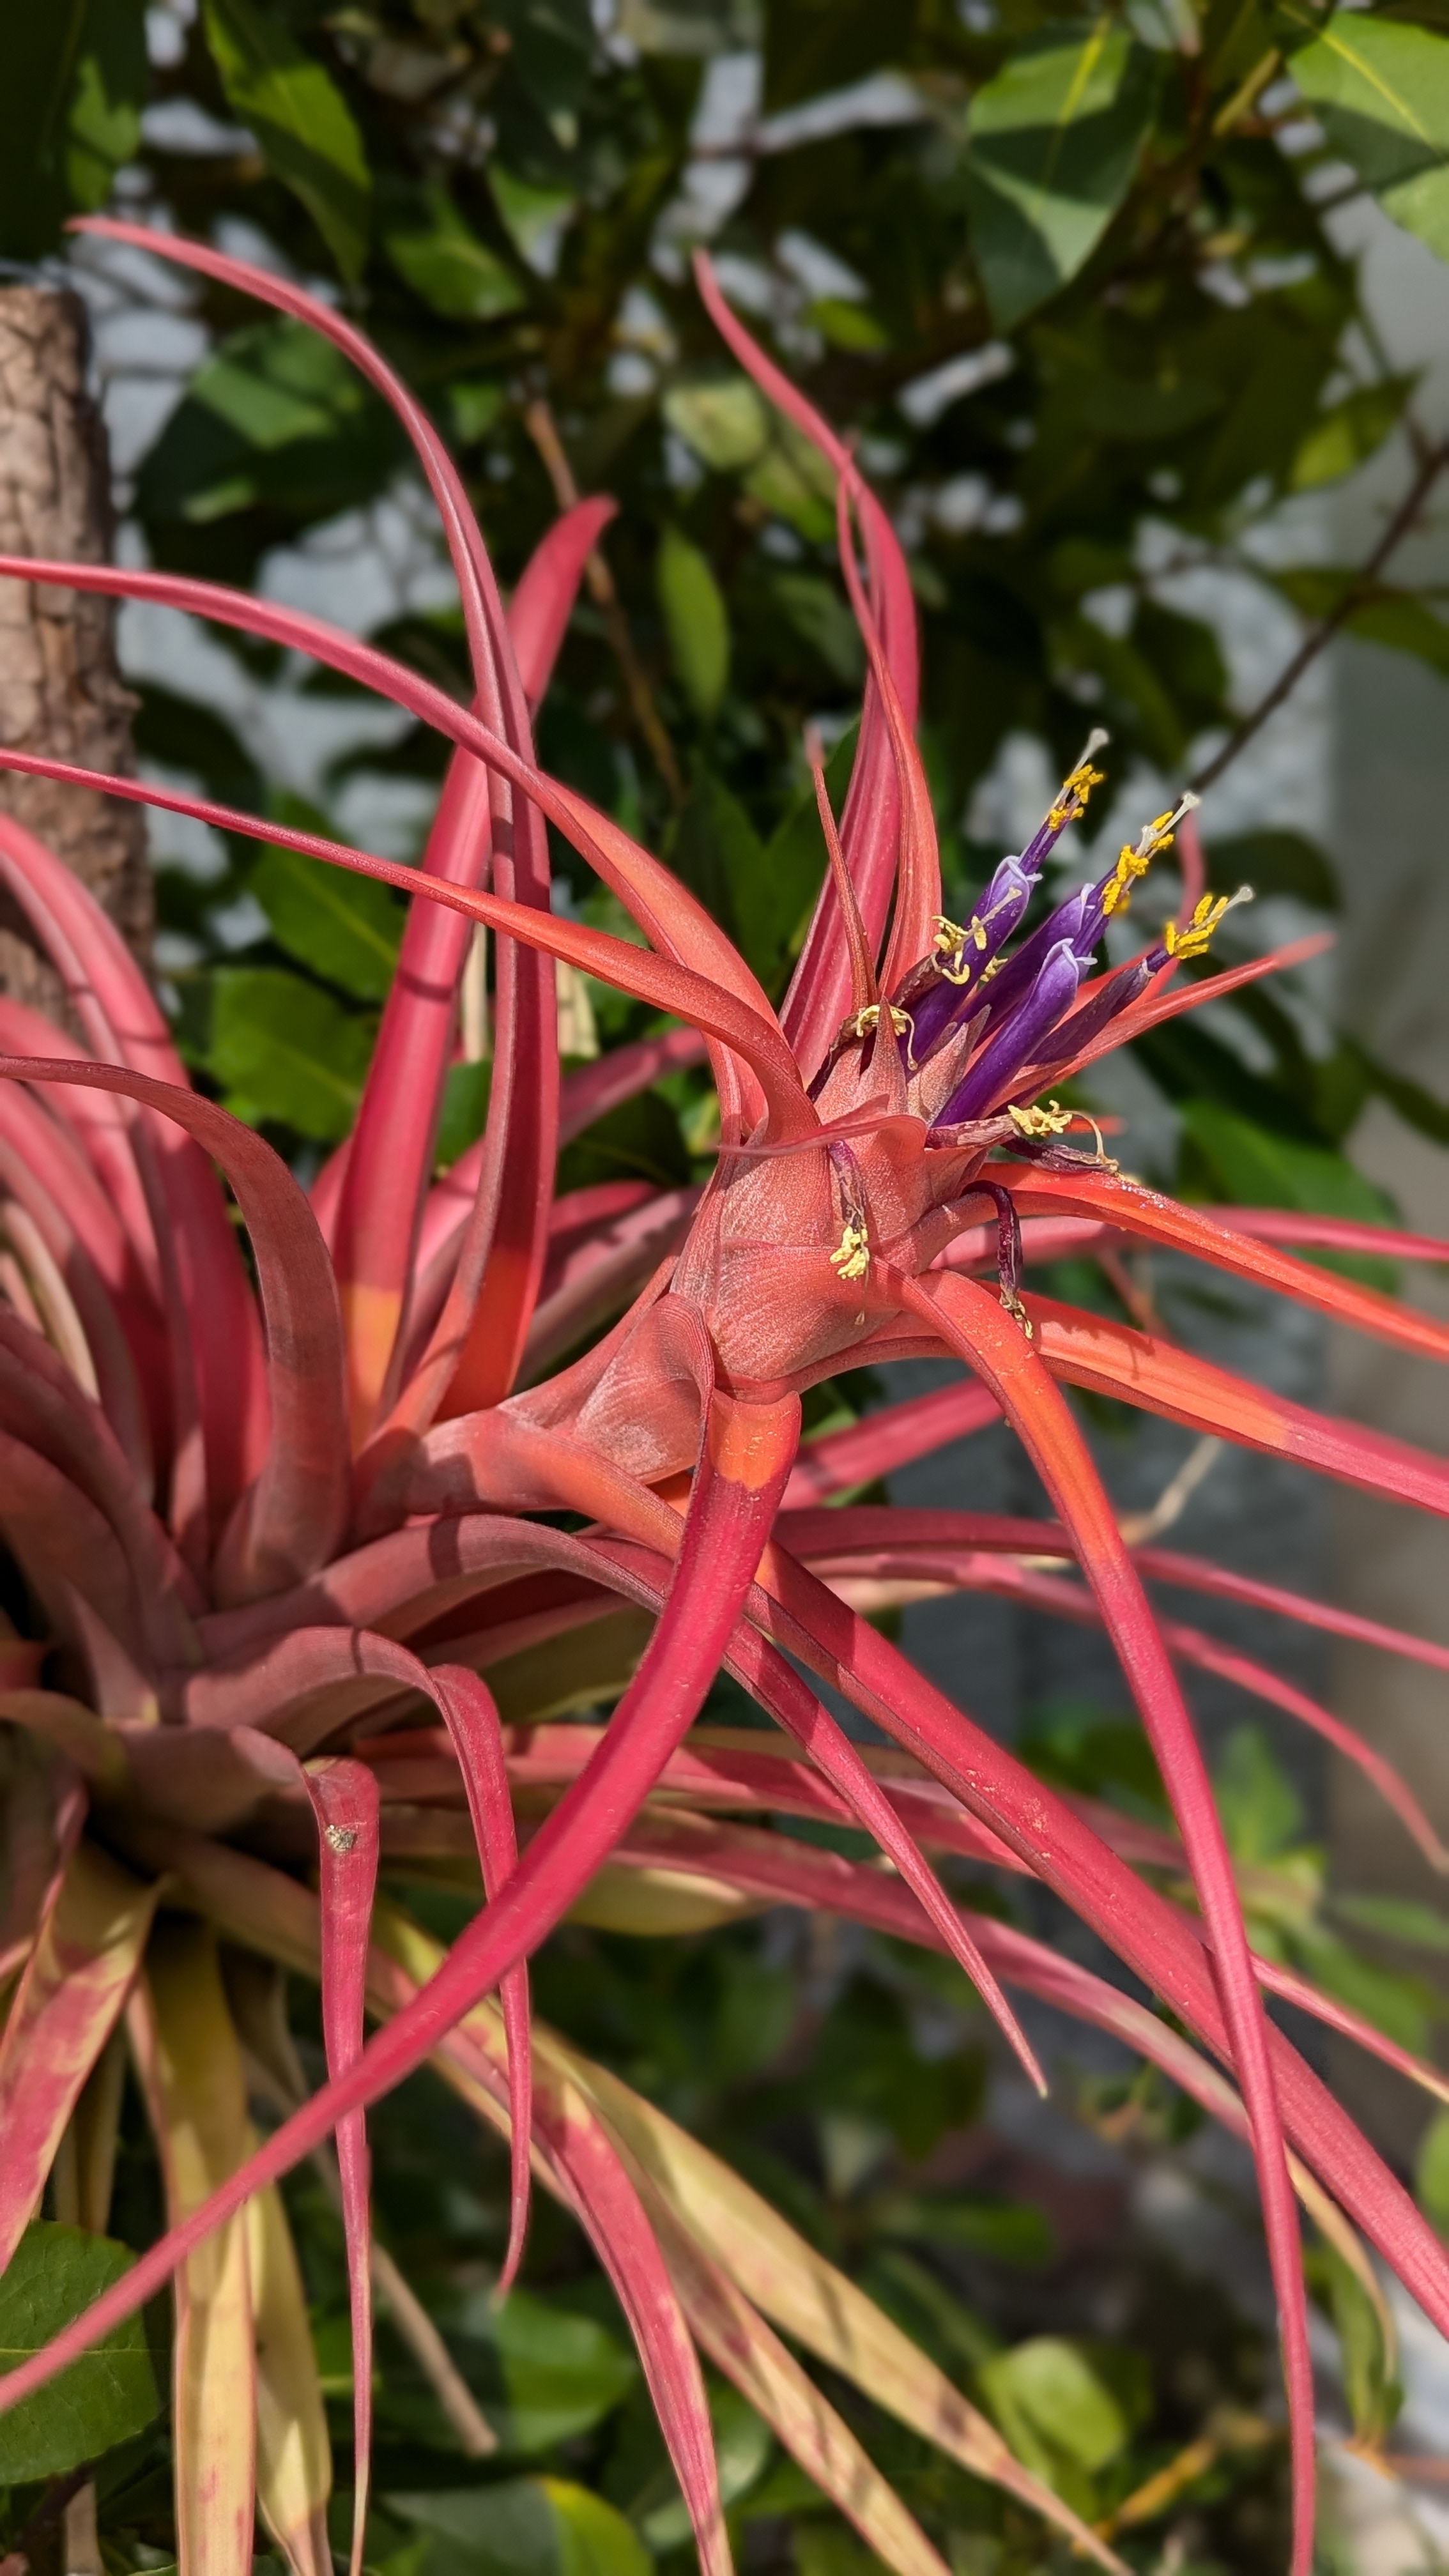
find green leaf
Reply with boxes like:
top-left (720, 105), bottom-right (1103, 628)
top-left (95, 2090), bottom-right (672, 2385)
top-left (1345, 1036), bottom-right (1449, 1150)
top-left (1200, 827), bottom-right (1338, 911)
top-left (742, 420), bottom-right (837, 540)
top-left (1177, 1100), bottom-right (1397, 1281)
top-left (1215, 1724), bottom-right (1304, 1866)
top-left (451, 381), bottom-right (507, 444)
top-left (806, 296), bottom-right (889, 353)
top-left (135, 318), bottom-right (404, 530)
top-left (489, 164), bottom-right (575, 273)
top-left (1290, 13), bottom-right (1449, 264)
top-left (749, 724), bottom-right (858, 990)
top-left (770, 572), bottom-right (865, 687)
top-left (387, 2478), bottom-right (648, 2576)
top-left (873, 2191), bottom-right (1054, 2267)
top-left (656, 526), bottom-right (730, 723)
top-left (1291, 1922), bottom-right (1439, 2058)
top-left (1275, 571), bottom-right (1449, 677)
top-left (1291, 376), bottom-right (1416, 490)
top-left (206, 967), bottom-right (375, 1140)
top-left (640, 2384), bottom-right (772, 2548)
top-left (1335, 1894), bottom-right (1449, 1952)
top-left (1416, 2105), bottom-right (1449, 2233)
top-left (251, 840), bottom-right (402, 1001)
top-left (965, 23), bottom-right (1158, 326)
top-left (203, 0), bottom-right (372, 281)
top-left (763, 0), bottom-right (921, 111)
top-left (491, 0), bottom-right (595, 123)
top-left (977, 2337), bottom-right (1131, 2481)
top-left (452, 2289), bottom-right (638, 2451)
top-left (0, 2222), bottom-right (160, 2481)
top-left (1305, 2241), bottom-right (1402, 2447)
top-left (66, 0), bottom-right (146, 210)
top-left (0, 0), bottom-right (113, 257)
top-left (436, 1058), bottom-right (492, 1168)
top-left (386, 185), bottom-right (526, 319)
top-left (663, 374), bottom-right (771, 472)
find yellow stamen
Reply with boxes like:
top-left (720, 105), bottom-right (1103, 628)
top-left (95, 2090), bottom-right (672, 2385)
top-left (1046, 760), bottom-right (1107, 832)
top-left (1100, 792), bottom-right (1200, 920)
top-left (932, 914), bottom-right (987, 985)
top-left (846, 1002), bottom-right (911, 1040)
top-left (1007, 1098), bottom-right (1073, 1138)
top-left (1043, 728), bottom-right (1110, 831)
top-left (1161, 882), bottom-right (1254, 962)
top-left (830, 1221), bottom-right (871, 1284)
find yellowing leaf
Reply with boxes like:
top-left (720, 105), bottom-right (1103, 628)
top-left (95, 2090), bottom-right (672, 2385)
top-left (566, 2058), bottom-right (1125, 2572)
top-left (0, 1839), bottom-right (160, 2273)
top-left (131, 1922), bottom-right (257, 2576)
top-left (249, 2182), bottom-right (332, 2576)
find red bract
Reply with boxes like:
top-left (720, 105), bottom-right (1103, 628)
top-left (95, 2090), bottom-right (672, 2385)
top-left (0, 215), bottom-right (1445, 2576)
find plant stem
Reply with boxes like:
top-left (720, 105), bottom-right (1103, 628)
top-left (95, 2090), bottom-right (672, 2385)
top-left (1190, 435), bottom-right (1449, 797)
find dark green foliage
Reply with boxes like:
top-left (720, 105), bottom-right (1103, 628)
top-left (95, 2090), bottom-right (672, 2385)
top-left (0, 2225), bottom-right (160, 2483)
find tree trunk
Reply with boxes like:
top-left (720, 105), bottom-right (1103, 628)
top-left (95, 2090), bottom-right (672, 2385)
top-left (0, 284), bottom-right (151, 1013)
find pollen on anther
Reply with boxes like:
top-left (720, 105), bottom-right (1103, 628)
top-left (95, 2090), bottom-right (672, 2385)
top-left (830, 1222), bottom-right (871, 1283)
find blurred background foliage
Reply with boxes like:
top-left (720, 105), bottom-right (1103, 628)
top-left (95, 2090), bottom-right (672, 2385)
top-left (7, 0), bottom-right (1449, 2567)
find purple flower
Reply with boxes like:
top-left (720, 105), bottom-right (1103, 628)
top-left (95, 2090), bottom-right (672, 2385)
top-left (932, 938), bottom-right (1083, 1126)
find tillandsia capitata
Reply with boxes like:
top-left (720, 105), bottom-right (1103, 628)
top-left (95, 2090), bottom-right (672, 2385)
top-left (0, 216), bottom-right (1446, 2576)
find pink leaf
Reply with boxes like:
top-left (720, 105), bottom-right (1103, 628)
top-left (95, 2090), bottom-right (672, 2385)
top-left (303, 1759), bottom-right (379, 2576)
top-left (427, 1667), bottom-right (533, 2292)
top-left (692, 253), bottom-right (920, 1075)
top-left (860, 1268), bottom-right (1316, 2574)
top-left (1006, 1166), bottom-right (1449, 1366)
top-left (0, 744), bottom-right (813, 1149)
top-left (0, 820), bottom-right (265, 1560)
top-left (0, 1053), bottom-right (348, 1602)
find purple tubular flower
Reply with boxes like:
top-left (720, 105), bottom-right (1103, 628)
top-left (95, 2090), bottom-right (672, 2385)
top-left (1024, 955), bottom-right (1153, 1076)
top-left (899, 855), bottom-right (1036, 1062)
top-left (931, 939), bottom-right (1083, 1128)
top-left (951, 885), bottom-right (1094, 1039)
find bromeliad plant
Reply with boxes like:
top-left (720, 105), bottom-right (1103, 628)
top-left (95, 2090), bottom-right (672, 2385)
top-left (1, 215), bottom-right (1449, 2576)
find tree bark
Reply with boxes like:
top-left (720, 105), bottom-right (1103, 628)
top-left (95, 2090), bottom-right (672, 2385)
top-left (0, 284), bottom-right (151, 1014)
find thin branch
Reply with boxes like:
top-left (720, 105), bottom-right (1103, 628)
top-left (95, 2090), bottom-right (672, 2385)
top-left (1190, 434), bottom-right (1449, 797)
top-left (522, 395), bottom-right (684, 806)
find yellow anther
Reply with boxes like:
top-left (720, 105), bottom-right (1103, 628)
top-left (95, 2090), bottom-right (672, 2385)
top-left (1100, 792), bottom-right (1199, 919)
top-left (1161, 883), bottom-right (1253, 962)
top-left (1100, 847), bottom-right (1149, 918)
top-left (830, 1221), bottom-right (871, 1283)
top-left (846, 1002), bottom-right (911, 1040)
top-left (1046, 760), bottom-right (1107, 832)
top-left (1008, 1098), bottom-right (1073, 1138)
top-left (1000, 1287), bottom-right (1035, 1338)
top-left (932, 914), bottom-right (987, 985)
